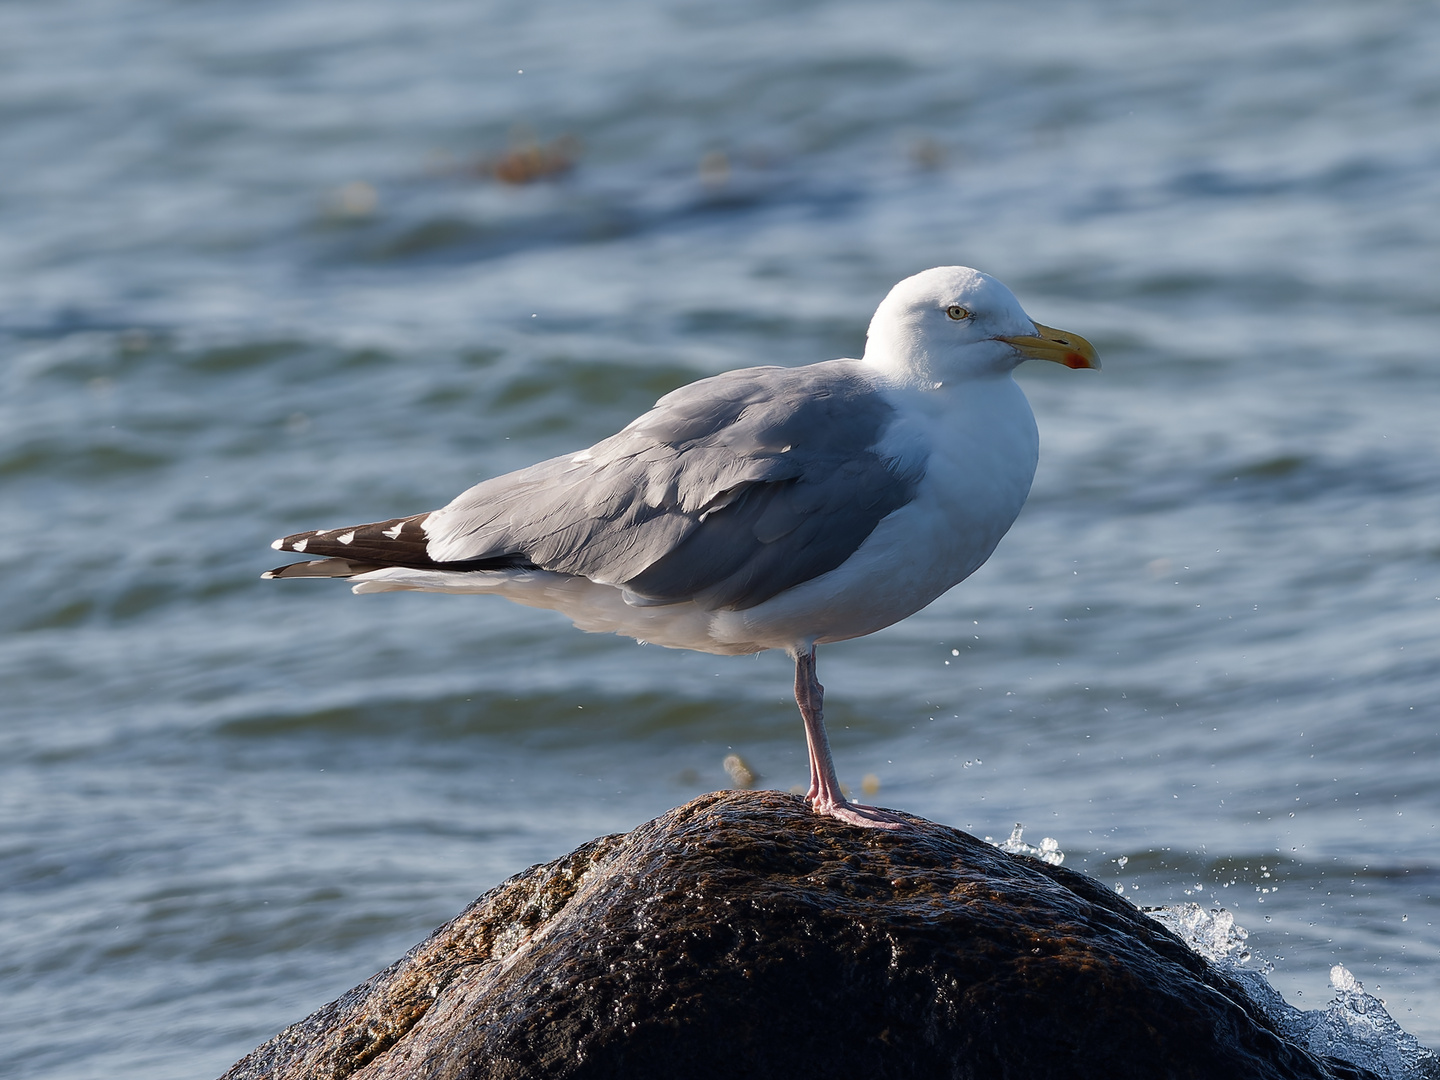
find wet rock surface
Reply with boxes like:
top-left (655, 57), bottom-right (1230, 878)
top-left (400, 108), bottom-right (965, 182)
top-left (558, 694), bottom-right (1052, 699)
top-left (221, 790), bottom-right (1377, 1080)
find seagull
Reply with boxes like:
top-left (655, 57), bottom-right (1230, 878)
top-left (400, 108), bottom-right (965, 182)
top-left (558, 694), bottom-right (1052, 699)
top-left (265, 267), bottom-right (1098, 829)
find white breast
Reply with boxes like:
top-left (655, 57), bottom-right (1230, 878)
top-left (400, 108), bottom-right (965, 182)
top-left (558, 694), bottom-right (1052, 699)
top-left (708, 374), bottom-right (1039, 653)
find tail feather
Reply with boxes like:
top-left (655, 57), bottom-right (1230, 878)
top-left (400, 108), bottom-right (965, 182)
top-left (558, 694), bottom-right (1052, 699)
top-left (270, 512), bottom-right (433, 566)
top-left (263, 558), bottom-right (386, 580)
top-left (265, 510), bottom-right (541, 580)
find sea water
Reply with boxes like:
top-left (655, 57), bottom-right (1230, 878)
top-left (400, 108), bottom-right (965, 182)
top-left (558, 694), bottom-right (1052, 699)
top-left (1, 1), bottom-right (1437, 1075)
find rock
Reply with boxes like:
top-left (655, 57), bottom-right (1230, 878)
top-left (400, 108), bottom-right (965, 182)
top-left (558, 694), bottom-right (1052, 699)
top-left (221, 790), bottom-right (1376, 1080)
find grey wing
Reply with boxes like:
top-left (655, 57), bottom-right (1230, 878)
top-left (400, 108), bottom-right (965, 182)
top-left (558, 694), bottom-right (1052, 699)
top-left (423, 360), bottom-right (927, 611)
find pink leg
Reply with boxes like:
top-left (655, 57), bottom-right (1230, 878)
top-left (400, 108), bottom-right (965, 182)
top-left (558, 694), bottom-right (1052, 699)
top-left (793, 647), bottom-right (907, 830)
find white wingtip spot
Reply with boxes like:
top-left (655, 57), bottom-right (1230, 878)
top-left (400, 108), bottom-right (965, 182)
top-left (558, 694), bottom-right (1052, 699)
top-left (382, 523), bottom-right (404, 540)
top-left (271, 538), bottom-right (284, 550)
top-left (293, 538), bottom-right (308, 552)
top-left (336, 531), bottom-right (355, 545)
top-left (260, 570), bottom-right (276, 579)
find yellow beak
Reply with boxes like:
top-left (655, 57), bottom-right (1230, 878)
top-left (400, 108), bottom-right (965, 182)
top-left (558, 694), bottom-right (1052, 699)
top-left (995, 322), bottom-right (1100, 370)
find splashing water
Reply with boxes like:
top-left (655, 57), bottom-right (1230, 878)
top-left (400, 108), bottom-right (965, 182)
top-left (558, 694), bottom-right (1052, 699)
top-left (1146, 901), bottom-right (1253, 966)
top-left (989, 823), bottom-right (1064, 866)
top-left (1282, 966), bottom-right (1440, 1080)
top-left (1146, 905), bottom-right (1439, 1080)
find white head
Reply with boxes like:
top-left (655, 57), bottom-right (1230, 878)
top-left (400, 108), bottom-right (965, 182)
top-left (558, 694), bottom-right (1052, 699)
top-left (861, 266), bottom-right (1097, 385)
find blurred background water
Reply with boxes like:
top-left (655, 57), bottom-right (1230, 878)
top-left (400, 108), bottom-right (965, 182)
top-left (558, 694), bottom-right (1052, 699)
top-left (2, 0), bottom-right (1438, 1075)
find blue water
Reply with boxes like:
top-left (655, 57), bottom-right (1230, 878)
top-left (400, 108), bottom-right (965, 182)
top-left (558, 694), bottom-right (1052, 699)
top-left (2, 1), bottom-right (1438, 1075)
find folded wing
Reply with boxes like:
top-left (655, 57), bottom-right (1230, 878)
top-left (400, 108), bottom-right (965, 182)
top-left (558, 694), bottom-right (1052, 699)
top-left (267, 360), bottom-right (927, 611)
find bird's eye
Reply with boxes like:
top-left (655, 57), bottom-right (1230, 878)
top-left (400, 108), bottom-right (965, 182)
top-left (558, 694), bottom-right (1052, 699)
top-left (945, 305), bottom-right (971, 321)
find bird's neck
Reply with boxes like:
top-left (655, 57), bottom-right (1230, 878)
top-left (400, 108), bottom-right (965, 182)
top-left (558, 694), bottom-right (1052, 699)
top-left (861, 325), bottom-right (937, 385)
top-left (861, 339), bottom-right (1017, 388)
